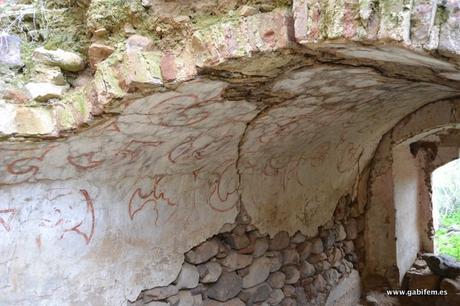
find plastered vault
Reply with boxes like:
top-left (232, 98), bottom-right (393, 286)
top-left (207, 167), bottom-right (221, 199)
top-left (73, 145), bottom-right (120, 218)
top-left (0, 0), bottom-right (460, 305)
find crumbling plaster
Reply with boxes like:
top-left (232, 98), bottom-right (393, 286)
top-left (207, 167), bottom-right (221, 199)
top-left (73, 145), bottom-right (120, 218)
top-left (0, 1), bottom-right (460, 305)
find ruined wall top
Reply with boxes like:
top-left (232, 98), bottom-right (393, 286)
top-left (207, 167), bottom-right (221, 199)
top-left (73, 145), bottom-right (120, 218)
top-left (0, 0), bottom-right (459, 138)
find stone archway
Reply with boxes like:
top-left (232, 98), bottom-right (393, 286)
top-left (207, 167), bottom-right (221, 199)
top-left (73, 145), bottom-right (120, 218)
top-left (366, 99), bottom-right (460, 287)
top-left (0, 1), bottom-right (460, 305)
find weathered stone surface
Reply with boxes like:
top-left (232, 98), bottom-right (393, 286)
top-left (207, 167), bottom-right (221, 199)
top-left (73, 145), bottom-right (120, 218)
top-left (280, 297), bottom-right (297, 306)
top-left (175, 263), bottom-right (200, 289)
top-left (191, 9), bottom-right (295, 67)
top-left (282, 285), bottom-right (295, 297)
top-left (176, 290), bottom-right (202, 306)
top-left (406, 269), bottom-right (441, 290)
top-left (266, 251), bottom-right (283, 273)
top-left (221, 252), bottom-right (253, 271)
top-left (240, 283), bottom-right (272, 303)
top-left (145, 302), bottom-right (170, 306)
top-left (321, 229), bottom-right (336, 250)
top-left (32, 47), bottom-right (85, 72)
top-left (94, 28), bottom-right (109, 38)
top-left (232, 225), bottom-right (247, 236)
top-left (238, 5), bottom-right (258, 17)
top-left (219, 223), bottom-right (236, 234)
top-left (268, 271), bottom-right (286, 289)
top-left (88, 43), bottom-right (115, 69)
top-left (203, 298), bottom-right (245, 306)
top-left (345, 219), bottom-right (358, 240)
top-left (253, 237), bottom-right (269, 257)
top-left (24, 82), bottom-right (67, 102)
top-left (197, 262), bottom-right (222, 283)
top-left (308, 253), bottom-right (327, 265)
top-left (342, 241), bottom-right (354, 254)
top-left (313, 274), bottom-right (327, 292)
top-left (226, 233), bottom-right (250, 250)
top-left (1, 88), bottom-right (30, 104)
top-left (327, 248), bottom-right (343, 267)
top-left (335, 224), bottom-right (347, 242)
top-left (93, 57), bottom-right (125, 104)
top-left (144, 285), bottom-right (179, 302)
top-left (297, 241), bottom-right (312, 261)
top-left (413, 259), bottom-right (427, 270)
top-left (300, 261), bottom-right (315, 278)
top-left (440, 277), bottom-right (460, 306)
top-left (216, 242), bottom-right (231, 259)
top-left (141, 0), bottom-right (152, 9)
top-left (236, 208), bottom-right (251, 225)
top-left (267, 288), bottom-right (284, 305)
top-left (291, 232), bottom-right (306, 244)
top-left (123, 51), bottom-right (163, 89)
top-left (325, 270), bottom-right (361, 306)
top-left (126, 34), bottom-right (154, 51)
top-left (438, 1), bottom-right (460, 58)
top-left (207, 272), bottom-right (242, 302)
top-left (185, 240), bottom-right (220, 264)
top-left (425, 254), bottom-right (460, 278)
top-left (324, 269), bottom-right (340, 285)
top-left (31, 65), bottom-right (66, 86)
top-left (282, 249), bottom-right (300, 265)
top-left (269, 231), bottom-right (290, 251)
top-left (242, 257), bottom-right (272, 288)
top-left (311, 238), bottom-right (324, 255)
top-left (160, 51), bottom-right (196, 83)
top-left (281, 266), bottom-right (300, 284)
top-left (315, 261), bottom-right (331, 274)
top-left (441, 277), bottom-right (460, 292)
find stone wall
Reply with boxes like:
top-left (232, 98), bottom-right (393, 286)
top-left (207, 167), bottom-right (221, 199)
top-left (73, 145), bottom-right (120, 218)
top-left (374, 253), bottom-right (460, 306)
top-left (130, 201), bottom-right (363, 306)
top-left (0, 1), bottom-right (459, 305)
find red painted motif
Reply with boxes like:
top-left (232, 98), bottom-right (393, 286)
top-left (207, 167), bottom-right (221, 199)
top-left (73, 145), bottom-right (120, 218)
top-left (3, 145), bottom-right (58, 184)
top-left (68, 152), bottom-right (106, 170)
top-left (114, 139), bottom-right (163, 163)
top-left (208, 163), bottom-right (239, 212)
top-left (0, 208), bottom-right (16, 232)
top-left (60, 189), bottom-right (96, 245)
top-left (128, 176), bottom-right (177, 223)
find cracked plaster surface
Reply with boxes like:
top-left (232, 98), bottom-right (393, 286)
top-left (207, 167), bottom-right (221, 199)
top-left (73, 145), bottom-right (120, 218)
top-left (0, 2), bottom-right (460, 305)
top-left (0, 61), bottom-right (459, 305)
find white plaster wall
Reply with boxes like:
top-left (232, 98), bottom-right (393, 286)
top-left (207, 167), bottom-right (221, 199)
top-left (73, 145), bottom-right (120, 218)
top-left (241, 66), bottom-right (457, 237)
top-left (366, 135), bottom-right (398, 282)
top-left (0, 80), bottom-right (252, 305)
top-left (0, 67), bottom-right (458, 305)
top-left (393, 144), bottom-right (421, 283)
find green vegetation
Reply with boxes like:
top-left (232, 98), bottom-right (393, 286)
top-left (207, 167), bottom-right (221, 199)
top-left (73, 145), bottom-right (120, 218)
top-left (86, 0), bottom-right (144, 32)
top-left (1, 0), bottom-right (89, 85)
top-left (432, 159), bottom-right (460, 261)
top-left (435, 209), bottom-right (460, 260)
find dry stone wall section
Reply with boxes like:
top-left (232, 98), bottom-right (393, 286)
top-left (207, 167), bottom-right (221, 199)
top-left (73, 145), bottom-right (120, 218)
top-left (131, 200), bottom-right (363, 306)
top-left (0, 1), bottom-right (460, 305)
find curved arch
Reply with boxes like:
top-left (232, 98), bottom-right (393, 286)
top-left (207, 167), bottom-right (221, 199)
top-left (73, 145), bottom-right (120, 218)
top-left (365, 98), bottom-right (460, 286)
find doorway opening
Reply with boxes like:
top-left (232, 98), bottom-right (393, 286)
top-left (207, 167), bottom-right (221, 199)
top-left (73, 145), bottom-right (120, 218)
top-left (432, 158), bottom-right (460, 260)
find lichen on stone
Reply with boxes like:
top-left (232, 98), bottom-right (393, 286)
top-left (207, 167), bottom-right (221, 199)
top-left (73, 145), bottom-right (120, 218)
top-left (87, 0), bottom-right (144, 33)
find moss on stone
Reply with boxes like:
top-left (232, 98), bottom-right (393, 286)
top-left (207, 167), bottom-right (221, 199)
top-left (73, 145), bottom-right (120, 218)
top-left (56, 105), bottom-right (76, 129)
top-left (435, 4), bottom-right (449, 26)
top-left (193, 15), bottom-right (228, 29)
top-left (94, 53), bottom-right (125, 102)
top-left (87, 0), bottom-right (144, 32)
top-left (43, 4), bottom-right (90, 54)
